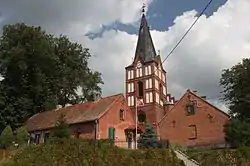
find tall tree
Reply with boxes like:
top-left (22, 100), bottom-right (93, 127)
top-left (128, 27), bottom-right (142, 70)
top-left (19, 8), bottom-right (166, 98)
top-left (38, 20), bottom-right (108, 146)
top-left (220, 58), bottom-right (250, 119)
top-left (0, 23), bottom-right (103, 129)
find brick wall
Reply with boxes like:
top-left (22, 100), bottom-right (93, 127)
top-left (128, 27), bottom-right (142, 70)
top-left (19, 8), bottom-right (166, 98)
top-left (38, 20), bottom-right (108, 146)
top-left (159, 91), bottom-right (230, 147)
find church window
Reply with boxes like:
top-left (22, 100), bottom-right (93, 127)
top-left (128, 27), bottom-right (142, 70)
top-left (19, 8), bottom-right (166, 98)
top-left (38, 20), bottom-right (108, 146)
top-left (148, 65), bottom-right (152, 75)
top-left (155, 79), bottom-right (159, 89)
top-left (186, 103), bottom-right (195, 116)
top-left (146, 93), bottom-right (149, 103)
top-left (119, 109), bottom-right (125, 121)
top-left (136, 68), bottom-right (139, 77)
top-left (127, 83), bottom-right (134, 93)
top-left (146, 80), bottom-right (149, 89)
top-left (131, 96), bottom-right (134, 106)
top-left (159, 83), bottom-right (163, 95)
top-left (156, 93), bottom-right (159, 104)
top-left (149, 92), bottom-right (153, 103)
top-left (138, 81), bottom-right (143, 99)
top-left (163, 86), bottom-right (166, 95)
top-left (145, 66), bottom-right (148, 75)
top-left (138, 111), bottom-right (146, 122)
top-left (149, 79), bottom-right (152, 88)
top-left (128, 71), bottom-right (130, 80)
top-left (130, 70), bottom-right (134, 79)
top-left (139, 68), bottom-right (142, 77)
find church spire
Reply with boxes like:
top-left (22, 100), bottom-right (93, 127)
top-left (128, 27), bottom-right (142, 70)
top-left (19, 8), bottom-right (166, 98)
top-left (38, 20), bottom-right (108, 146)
top-left (134, 4), bottom-right (157, 62)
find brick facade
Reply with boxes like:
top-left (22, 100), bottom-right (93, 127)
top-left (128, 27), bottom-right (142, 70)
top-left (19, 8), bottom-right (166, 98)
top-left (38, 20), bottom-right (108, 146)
top-left (159, 90), bottom-right (230, 147)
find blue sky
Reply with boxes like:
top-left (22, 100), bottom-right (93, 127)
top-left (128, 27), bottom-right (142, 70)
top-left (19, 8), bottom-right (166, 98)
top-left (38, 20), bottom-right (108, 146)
top-left (89, 0), bottom-right (228, 38)
top-left (1, 0), bottom-right (249, 111)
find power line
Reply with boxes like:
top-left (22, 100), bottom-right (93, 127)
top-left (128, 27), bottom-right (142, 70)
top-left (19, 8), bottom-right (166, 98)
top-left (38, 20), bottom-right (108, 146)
top-left (152, 0), bottom-right (213, 75)
top-left (162, 0), bottom-right (213, 64)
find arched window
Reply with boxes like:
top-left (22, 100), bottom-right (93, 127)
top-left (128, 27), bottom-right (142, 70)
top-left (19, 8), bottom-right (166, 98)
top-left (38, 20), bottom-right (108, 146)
top-left (138, 81), bottom-right (143, 99)
top-left (138, 111), bottom-right (146, 122)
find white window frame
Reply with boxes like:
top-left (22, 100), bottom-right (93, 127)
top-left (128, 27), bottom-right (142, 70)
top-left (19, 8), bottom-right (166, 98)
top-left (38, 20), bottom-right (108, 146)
top-left (128, 71), bottom-right (131, 80)
top-left (148, 65), bottom-right (152, 75)
top-left (145, 80), bottom-right (149, 89)
top-left (131, 96), bottom-right (134, 106)
top-left (145, 66), bottom-right (148, 76)
top-left (155, 79), bottom-right (159, 89)
top-left (149, 79), bottom-right (152, 88)
top-left (146, 93), bottom-right (149, 103)
top-left (163, 86), bottom-right (166, 95)
top-left (149, 92), bottom-right (153, 103)
top-left (139, 68), bottom-right (142, 77)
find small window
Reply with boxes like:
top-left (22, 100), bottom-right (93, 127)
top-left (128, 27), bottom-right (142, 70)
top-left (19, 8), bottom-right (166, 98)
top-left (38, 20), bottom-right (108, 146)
top-left (186, 103), bottom-right (195, 116)
top-left (34, 133), bottom-right (41, 144)
top-left (138, 81), bottom-right (143, 99)
top-left (44, 132), bottom-right (50, 143)
top-left (188, 125), bottom-right (197, 140)
top-left (120, 109), bottom-right (125, 120)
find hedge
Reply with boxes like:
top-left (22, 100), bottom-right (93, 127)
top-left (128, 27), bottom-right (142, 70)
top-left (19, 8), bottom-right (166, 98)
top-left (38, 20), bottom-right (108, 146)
top-left (3, 138), bottom-right (183, 166)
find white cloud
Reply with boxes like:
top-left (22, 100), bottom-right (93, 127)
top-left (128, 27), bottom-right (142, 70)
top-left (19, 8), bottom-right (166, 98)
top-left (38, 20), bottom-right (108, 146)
top-left (79, 0), bottom-right (250, 112)
top-left (1, 0), bottom-right (250, 112)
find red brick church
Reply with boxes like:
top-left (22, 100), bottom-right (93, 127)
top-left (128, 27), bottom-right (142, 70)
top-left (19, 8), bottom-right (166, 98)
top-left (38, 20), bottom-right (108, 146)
top-left (124, 13), bottom-right (230, 147)
top-left (26, 13), bottom-right (230, 148)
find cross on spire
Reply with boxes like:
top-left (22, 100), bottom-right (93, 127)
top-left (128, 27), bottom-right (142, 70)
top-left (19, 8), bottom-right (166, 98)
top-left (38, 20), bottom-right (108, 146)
top-left (142, 3), bottom-right (146, 14)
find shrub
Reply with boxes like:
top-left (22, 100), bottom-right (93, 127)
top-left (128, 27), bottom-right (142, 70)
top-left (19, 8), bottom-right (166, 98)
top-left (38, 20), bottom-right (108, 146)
top-left (4, 138), bottom-right (183, 166)
top-left (53, 114), bottom-right (70, 139)
top-left (15, 127), bottom-right (29, 147)
top-left (224, 119), bottom-right (250, 147)
top-left (0, 126), bottom-right (14, 149)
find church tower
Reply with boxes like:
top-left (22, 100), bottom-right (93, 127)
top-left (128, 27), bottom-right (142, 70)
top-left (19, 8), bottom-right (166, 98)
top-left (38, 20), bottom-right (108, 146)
top-left (125, 12), bottom-right (171, 135)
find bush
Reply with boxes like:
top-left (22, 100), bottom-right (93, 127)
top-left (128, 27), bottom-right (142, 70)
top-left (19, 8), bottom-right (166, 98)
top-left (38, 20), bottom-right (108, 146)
top-left (4, 138), bottom-right (183, 166)
top-left (15, 127), bottom-right (29, 147)
top-left (0, 126), bottom-right (14, 149)
top-left (53, 114), bottom-right (70, 139)
top-left (224, 119), bottom-right (250, 147)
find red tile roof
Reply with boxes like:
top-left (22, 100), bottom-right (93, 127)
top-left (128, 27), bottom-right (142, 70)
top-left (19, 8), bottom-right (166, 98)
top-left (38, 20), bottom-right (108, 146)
top-left (26, 93), bottom-right (123, 132)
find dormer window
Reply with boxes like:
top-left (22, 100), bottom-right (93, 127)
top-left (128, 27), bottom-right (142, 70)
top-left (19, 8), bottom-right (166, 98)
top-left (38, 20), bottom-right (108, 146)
top-left (186, 103), bottom-right (195, 116)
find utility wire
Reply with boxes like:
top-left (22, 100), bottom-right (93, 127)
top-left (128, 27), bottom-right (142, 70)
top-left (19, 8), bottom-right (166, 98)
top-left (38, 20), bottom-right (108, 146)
top-left (151, 0), bottom-right (213, 75)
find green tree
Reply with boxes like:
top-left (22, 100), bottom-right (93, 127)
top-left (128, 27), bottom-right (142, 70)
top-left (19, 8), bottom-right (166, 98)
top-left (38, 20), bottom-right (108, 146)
top-left (224, 119), bottom-right (250, 147)
top-left (0, 125), bottom-right (14, 148)
top-left (220, 58), bottom-right (250, 119)
top-left (15, 127), bottom-right (29, 146)
top-left (138, 123), bottom-right (159, 149)
top-left (53, 114), bottom-right (70, 139)
top-left (0, 23), bottom-right (103, 130)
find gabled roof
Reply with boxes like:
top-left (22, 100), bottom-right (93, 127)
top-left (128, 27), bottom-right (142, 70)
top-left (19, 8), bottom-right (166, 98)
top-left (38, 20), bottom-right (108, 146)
top-left (158, 90), bottom-right (230, 125)
top-left (26, 93), bottom-right (124, 132)
top-left (134, 14), bottom-right (157, 62)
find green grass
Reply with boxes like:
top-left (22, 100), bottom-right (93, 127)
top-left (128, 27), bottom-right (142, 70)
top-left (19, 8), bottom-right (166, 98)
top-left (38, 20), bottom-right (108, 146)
top-left (2, 139), bottom-right (183, 166)
top-left (186, 147), bottom-right (250, 166)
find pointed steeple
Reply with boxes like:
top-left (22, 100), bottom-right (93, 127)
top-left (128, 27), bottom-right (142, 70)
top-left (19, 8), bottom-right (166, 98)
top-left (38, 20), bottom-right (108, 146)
top-left (134, 13), bottom-right (157, 62)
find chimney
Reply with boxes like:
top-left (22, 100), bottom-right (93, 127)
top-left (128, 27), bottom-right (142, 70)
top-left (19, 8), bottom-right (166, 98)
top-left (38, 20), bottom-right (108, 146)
top-left (201, 96), bottom-right (207, 100)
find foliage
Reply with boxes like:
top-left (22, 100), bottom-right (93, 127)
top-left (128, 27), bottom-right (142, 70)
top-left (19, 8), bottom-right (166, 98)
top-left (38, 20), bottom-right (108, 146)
top-left (53, 114), bottom-right (70, 139)
top-left (138, 123), bottom-right (164, 149)
top-left (187, 147), bottom-right (250, 166)
top-left (15, 127), bottom-right (29, 146)
top-left (0, 126), bottom-right (14, 149)
top-left (0, 150), bottom-right (14, 165)
top-left (0, 23), bottom-right (103, 130)
top-left (224, 119), bottom-right (250, 147)
top-left (3, 138), bottom-right (182, 166)
top-left (220, 58), bottom-right (250, 119)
